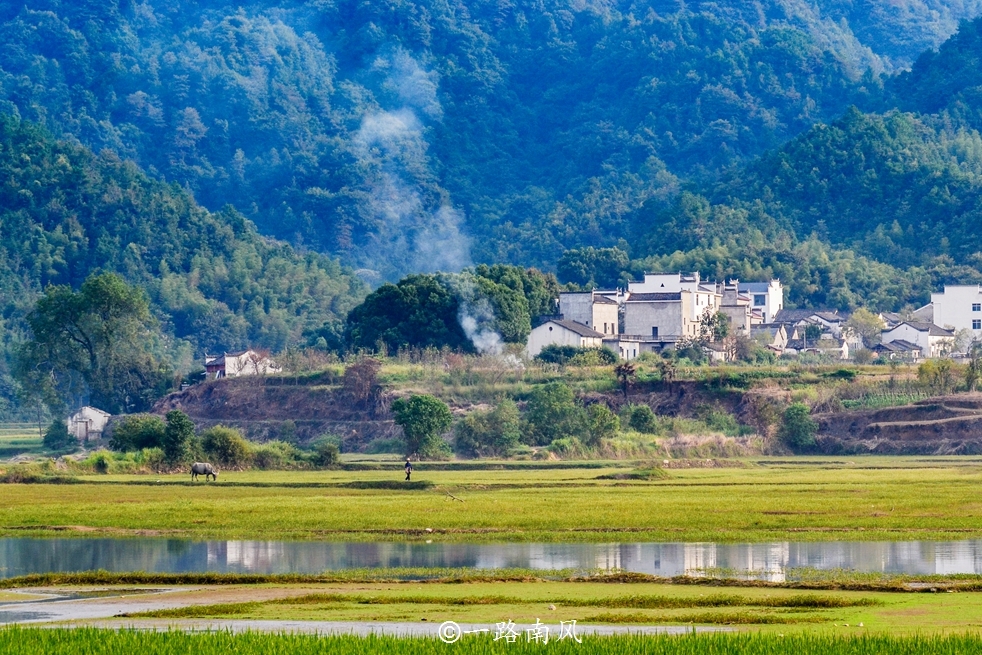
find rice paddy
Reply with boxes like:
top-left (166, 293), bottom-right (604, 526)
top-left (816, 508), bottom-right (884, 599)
top-left (4, 628), bottom-right (982, 654)
top-left (1, 457), bottom-right (982, 542)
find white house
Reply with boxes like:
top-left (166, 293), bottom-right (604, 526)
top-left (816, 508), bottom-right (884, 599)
top-left (67, 406), bottom-right (111, 443)
top-left (930, 285), bottom-right (982, 338)
top-left (205, 350), bottom-right (281, 379)
top-left (880, 322), bottom-right (955, 359)
top-left (624, 291), bottom-right (720, 340)
top-left (526, 319), bottom-right (605, 357)
top-left (738, 280), bottom-right (784, 324)
top-left (774, 309), bottom-right (848, 338)
top-left (559, 290), bottom-right (620, 336)
top-left (605, 336), bottom-right (642, 360)
top-left (751, 324), bottom-right (789, 352)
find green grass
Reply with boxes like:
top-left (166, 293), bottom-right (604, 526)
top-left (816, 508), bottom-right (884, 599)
top-left (4, 628), bottom-right (982, 654)
top-left (2, 457), bottom-right (982, 542)
top-left (0, 423), bottom-right (43, 458)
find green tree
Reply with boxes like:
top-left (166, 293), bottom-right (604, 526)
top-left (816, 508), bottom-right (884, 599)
top-left (391, 395), bottom-right (453, 458)
top-left (14, 273), bottom-right (169, 414)
top-left (779, 403), bottom-right (818, 451)
top-left (454, 400), bottom-right (522, 458)
top-left (967, 344), bottom-right (982, 391)
top-left (614, 362), bottom-right (636, 399)
top-left (558, 247), bottom-right (630, 288)
top-left (586, 404), bottom-right (620, 448)
top-left (43, 419), bottom-right (78, 453)
top-left (109, 414), bottom-right (166, 452)
top-left (628, 405), bottom-right (658, 434)
top-left (200, 426), bottom-right (253, 468)
top-left (698, 311), bottom-right (730, 344)
top-left (918, 359), bottom-right (958, 395)
top-left (523, 382), bottom-right (586, 446)
top-left (845, 308), bottom-right (885, 348)
top-left (163, 410), bottom-right (197, 465)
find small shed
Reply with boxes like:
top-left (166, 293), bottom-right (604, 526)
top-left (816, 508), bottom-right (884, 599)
top-left (68, 406), bottom-right (112, 443)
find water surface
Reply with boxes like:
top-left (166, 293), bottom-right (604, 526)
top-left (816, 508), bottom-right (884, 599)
top-left (4, 538), bottom-right (982, 581)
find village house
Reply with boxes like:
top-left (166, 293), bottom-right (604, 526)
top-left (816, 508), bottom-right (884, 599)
top-left (719, 281), bottom-right (754, 334)
top-left (750, 324), bottom-right (789, 353)
top-left (880, 322), bottom-right (955, 359)
top-left (929, 285), bottom-right (982, 338)
top-left (774, 309), bottom-right (848, 339)
top-left (204, 350), bottom-right (281, 379)
top-left (738, 280), bottom-right (784, 324)
top-left (872, 339), bottom-right (922, 361)
top-left (558, 290), bottom-right (620, 336)
top-left (784, 337), bottom-right (850, 360)
top-left (526, 319), bottom-right (606, 357)
top-left (67, 406), bottom-right (111, 443)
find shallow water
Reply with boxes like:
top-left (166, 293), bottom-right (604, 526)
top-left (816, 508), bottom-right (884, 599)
top-left (4, 538), bottom-right (982, 581)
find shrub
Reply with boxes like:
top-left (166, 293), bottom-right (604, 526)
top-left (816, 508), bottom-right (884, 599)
top-left (454, 400), bottom-right (521, 458)
top-left (536, 344), bottom-right (617, 366)
top-left (548, 437), bottom-right (581, 457)
top-left (43, 420), bottom-right (78, 453)
top-left (585, 404), bottom-right (619, 447)
top-left (627, 405), bottom-right (657, 433)
top-left (252, 441), bottom-right (303, 470)
top-left (311, 442), bottom-right (340, 468)
top-left (92, 452), bottom-right (110, 474)
top-left (780, 403), bottom-right (818, 451)
top-left (163, 410), bottom-right (198, 464)
top-left (200, 426), bottom-right (253, 468)
top-left (523, 382), bottom-right (586, 446)
top-left (364, 438), bottom-right (404, 454)
top-left (109, 414), bottom-right (165, 452)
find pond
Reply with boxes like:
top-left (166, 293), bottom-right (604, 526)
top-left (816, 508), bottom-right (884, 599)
top-left (3, 538), bottom-right (982, 580)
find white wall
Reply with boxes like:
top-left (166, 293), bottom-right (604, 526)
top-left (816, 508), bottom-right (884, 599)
top-left (526, 322), bottom-right (602, 357)
top-left (932, 285), bottom-right (982, 336)
top-left (625, 300), bottom-right (684, 337)
top-left (559, 293), bottom-right (594, 326)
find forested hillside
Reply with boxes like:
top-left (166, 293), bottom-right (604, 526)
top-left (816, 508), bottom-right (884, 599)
top-left (0, 113), bottom-right (365, 417)
top-left (1, 0), bottom-right (976, 277)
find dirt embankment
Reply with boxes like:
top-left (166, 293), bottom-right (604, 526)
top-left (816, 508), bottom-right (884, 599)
top-left (151, 377), bottom-right (399, 448)
top-left (815, 395), bottom-right (982, 455)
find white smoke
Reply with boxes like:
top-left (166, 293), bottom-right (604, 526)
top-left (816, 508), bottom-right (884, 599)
top-left (449, 273), bottom-right (505, 356)
top-left (352, 49), bottom-right (470, 279)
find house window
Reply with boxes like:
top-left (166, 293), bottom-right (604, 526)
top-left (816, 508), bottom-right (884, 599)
top-left (652, 327), bottom-right (659, 337)
top-left (604, 322), bottom-right (608, 334)
top-left (974, 320), bottom-right (981, 330)
top-left (973, 304), bottom-right (981, 312)
top-left (754, 295), bottom-right (766, 306)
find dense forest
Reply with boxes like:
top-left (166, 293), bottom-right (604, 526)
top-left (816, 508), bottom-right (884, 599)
top-left (1, 0), bottom-right (979, 278)
top-left (7, 0), bottom-right (982, 415)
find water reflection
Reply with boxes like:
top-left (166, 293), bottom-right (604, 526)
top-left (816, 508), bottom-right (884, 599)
top-left (2, 538), bottom-right (982, 579)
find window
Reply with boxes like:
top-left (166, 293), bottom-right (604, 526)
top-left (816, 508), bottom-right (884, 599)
top-left (973, 304), bottom-right (981, 312)
top-left (974, 320), bottom-right (981, 330)
top-left (754, 295), bottom-right (766, 306)
top-left (652, 327), bottom-right (659, 337)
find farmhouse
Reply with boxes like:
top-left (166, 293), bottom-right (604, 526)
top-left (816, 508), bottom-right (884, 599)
top-left (67, 406), bottom-right (111, 443)
top-left (880, 322), bottom-right (955, 359)
top-left (929, 285), bottom-right (982, 337)
top-left (526, 319), bottom-right (605, 357)
top-left (204, 350), bottom-right (281, 379)
top-left (558, 290), bottom-right (620, 336)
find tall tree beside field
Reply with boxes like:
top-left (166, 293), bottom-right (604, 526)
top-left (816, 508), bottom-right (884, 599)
top-left (779, 403), bottom-right (818, 451)
top-left (14, 273), bottom-right (171, 414)
top-left (391, 395), bottom-right (453, 459)
top-left (163, 410), bottom-right (198, 465)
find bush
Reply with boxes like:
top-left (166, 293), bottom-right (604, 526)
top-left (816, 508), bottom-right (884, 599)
top-left (311, 442), bottom-right (340, 468)
top-left (109, 414), bottom-right (165, 452)
top-left (523, 382), bottom-right (586, 446)
top-left (92, 452), bottom-right (110, 474)
top-left (163, 411), bottom-right (198, 464)
top-left (780, 403), bottom-right (818, 451)
top-left (548, 437), bottom-right (582, 457)
top-left (536, 344), bottom-right (617, 366)
top-left (586, 404), bottom-right (619, 447)
top-left (252, 441), bottom-right (302, 469)
top-left (364, 437), bottom-right (404, 454)
top-left (454, 400), bottom-right (522, 458)
top-left (200, 426), bottom-right (253, 468)
top-left (627, 405), bottom-right (657, 434)
top-left (43, 420), bottom-right (78, 453)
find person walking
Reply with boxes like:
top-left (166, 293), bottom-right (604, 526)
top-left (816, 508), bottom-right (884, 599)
top-left (405, 458), bottom-right (413, 481)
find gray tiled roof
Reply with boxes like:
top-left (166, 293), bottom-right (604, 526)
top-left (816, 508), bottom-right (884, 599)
top-left (627, 292), bottom-right (682, 302)
top-left (544, 319), bottom-right (605, 338)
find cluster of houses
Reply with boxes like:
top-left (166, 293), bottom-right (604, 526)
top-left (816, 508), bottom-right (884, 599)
top-left (526, 273), bottom-right (982, 363)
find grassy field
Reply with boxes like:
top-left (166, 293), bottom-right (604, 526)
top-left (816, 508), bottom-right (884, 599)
top-left (0, 423), bottom-right (42, 458)
top-left (1, 457), bottom-right (982, 542)
top-left (4, 628), bottom-right (982, 654)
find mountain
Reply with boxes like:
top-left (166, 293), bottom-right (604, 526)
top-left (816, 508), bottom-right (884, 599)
top-left (3, 0), bottom-right (978, 278)
top-left (0, 113), bottom-right (366, 361)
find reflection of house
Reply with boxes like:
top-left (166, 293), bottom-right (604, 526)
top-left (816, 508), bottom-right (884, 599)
top-left (880, 322), bottom-right (955, 359)
top-left (526, 319), bottom-right (605, 357)
top-left (68, 406), bottom-right (111, 442)
top-left (559, 290), bottom-right (620, 336)
top-left (204, 350), bottom-right (281, 379)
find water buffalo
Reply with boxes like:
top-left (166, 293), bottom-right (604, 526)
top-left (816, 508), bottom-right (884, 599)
top-left (190, 462), bottom-right (219, 482)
